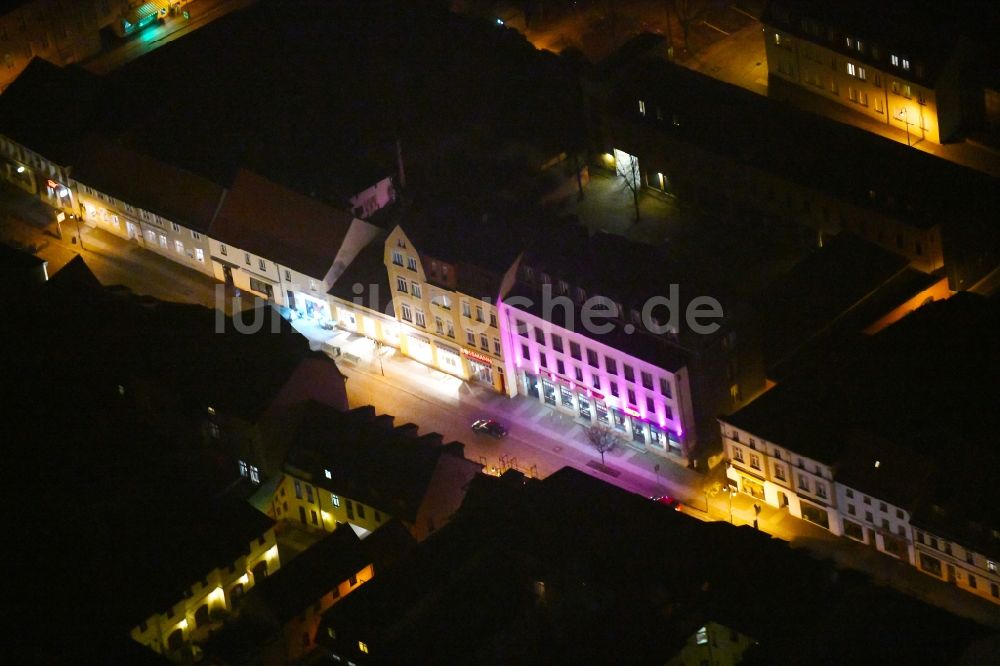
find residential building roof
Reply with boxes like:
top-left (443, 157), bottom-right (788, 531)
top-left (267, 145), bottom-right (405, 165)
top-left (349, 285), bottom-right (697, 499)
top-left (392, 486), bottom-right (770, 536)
top-left (762, 0), bottom-right (998, 83)
top-left (504, 280), bottom-right (690, 373)
top-left (834, 430), bottom-right (936, 511)
top-left (0, 58), bottom-right (103, 163)
top-left (327, 236), bottom-right (395, 317)
top-left (247, 526), bottom-right (368, 625)
top-left (316, 466), bottom-right (989, 664)
top-left (760, 233), bottom-right (938, 379)
top-left (607, 54), bottom-right (1000, 231)
top-left (283, 403), bottom-right (478, 523)
top-left (69, 134), bottom-right (225, 233)
top-left (396, 202), bottom-right (525, 299)
top-left (728, 291), bottom-right (1000, 459)
top-left (210, 169), bottom-right (358, 279)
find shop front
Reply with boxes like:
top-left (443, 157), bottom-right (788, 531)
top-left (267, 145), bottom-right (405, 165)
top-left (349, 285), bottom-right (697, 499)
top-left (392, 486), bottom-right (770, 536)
top-left (462, 348), bottom-right (496, 387)
top-left (518, 369), bottom-right (686, 457)
top-left (288, 290), bottom-right (330, 320)
top-left (434, 342), bottom-right (463, 377)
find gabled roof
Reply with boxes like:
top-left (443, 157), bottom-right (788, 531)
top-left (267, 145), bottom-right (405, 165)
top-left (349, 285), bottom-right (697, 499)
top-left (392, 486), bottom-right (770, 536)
top-left (250, 526), bottom-right (367, 624)
top-left (283, 404), bottom-right (476, 523)
top-left (327, 236), bottom-right (395, 317)
top-left (210, 169), bottom-right (358, 279)
top-left (69, 134), bottom-right (225, 233)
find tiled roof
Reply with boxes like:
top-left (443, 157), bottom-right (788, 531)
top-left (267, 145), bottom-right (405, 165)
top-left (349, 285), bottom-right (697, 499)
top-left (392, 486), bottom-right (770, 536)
top-left (210, 169), bottom-right (357, 279)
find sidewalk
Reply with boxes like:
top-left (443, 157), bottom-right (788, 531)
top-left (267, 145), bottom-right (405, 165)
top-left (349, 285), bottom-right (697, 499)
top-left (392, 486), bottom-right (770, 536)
top-left (769, 77), bottom-right (1000, 178)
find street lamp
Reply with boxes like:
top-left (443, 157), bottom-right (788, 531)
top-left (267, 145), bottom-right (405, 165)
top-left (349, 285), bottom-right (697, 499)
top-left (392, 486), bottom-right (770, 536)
top-left (70, 213), bottom-right (85, 252)
top-left (897, 107), bottom-right (911, 147)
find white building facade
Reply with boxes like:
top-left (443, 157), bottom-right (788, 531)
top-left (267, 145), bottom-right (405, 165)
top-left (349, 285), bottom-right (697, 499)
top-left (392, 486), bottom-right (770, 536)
top-left (498, 301), bottom-right (693, 458)
top-left (722, 420), bottom-right (840, 535)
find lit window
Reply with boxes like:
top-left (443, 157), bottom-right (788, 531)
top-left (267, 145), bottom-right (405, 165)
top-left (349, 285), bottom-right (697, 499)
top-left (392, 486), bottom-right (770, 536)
top-left (847, 62), bottom-right (856, 77)
top-left (331, 494), bottom-right (341, 507)
top-left (638, 99), bottom-right (646, 116)
top-left (411, 282), bottom-right (422, 298)
top-left (902, 58), bottom-right (910, 70)
top-left (195, 248), bottom-right (204, 262)
top-left (391, 250), bottom-right (403, 266)
top-left (396, 276), bottom-right (408, 293)
top-left (175, 240), bottom-right (184, 254)
top-left (324, 469), bottom-right (332, 479)
top-left (407, 256), bottom-right (417, 271)
top-left (891, 54), bottom-right (899, 67)
top-left (696, 627), bottom-right (708, 645)
top-left (358, 641), bottom-right (369, 654)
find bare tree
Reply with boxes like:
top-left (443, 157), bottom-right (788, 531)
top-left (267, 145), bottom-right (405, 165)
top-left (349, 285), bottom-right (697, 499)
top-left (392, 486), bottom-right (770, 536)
top-left (587, 424), bottom-right (618, 466)
top-left (616, 151), bottom-right (642, 222)
top-left (669, 0), bottom-right (708, 51)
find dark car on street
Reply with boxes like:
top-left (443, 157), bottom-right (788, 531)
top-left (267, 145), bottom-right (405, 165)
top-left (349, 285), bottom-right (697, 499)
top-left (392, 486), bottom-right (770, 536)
top-left (471, 418), bottom-right (508, 438)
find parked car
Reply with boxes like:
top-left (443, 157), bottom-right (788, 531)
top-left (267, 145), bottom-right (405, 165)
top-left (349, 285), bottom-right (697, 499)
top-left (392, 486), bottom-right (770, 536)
top-left (651, 495), bottom-right (682, 511)
top-left (471, 419), bottom-right (508, 438)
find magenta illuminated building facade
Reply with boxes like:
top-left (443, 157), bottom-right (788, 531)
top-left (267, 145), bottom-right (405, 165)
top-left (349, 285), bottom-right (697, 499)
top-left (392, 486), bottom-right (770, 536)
top-left (498, 296), bottom-right (695, 459)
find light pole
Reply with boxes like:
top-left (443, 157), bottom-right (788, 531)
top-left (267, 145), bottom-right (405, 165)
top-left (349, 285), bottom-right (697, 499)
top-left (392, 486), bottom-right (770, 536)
top-left (70, 213), bottom-right (85, 251)
top-left (728, 486), bottom-right (737, 524)
top-left (898, 107), bottom-right (911, 147)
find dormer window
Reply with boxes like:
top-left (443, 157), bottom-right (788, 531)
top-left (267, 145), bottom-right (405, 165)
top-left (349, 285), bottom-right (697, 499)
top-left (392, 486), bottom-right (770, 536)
top-left (891, 54), bottom-right (899, 67)
top-left (638, 99), bottom-right (646, 116)
top-left (901, 58), bottom-right (910, 70)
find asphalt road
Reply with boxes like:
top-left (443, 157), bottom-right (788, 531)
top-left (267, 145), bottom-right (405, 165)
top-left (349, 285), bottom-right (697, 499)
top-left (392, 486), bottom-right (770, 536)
top-left (82, 0), bottom-right (260, 75)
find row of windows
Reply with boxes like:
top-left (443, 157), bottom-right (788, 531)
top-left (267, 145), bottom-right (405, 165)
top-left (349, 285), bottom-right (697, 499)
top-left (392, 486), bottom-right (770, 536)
top-left (520, 342), bottom-right (674, 418)
top-left (771, 15), bottom-right (923, 78)
top-left (519, 266), bottom-right (672, 332)
top-left (916, 531), bottom-right (999, 573)
top-left (395, 276), bottom-right (498, 327)
top-left (391, 249), bottom-right (419, 272)
top-left (516, 320), bottom-right (673, 397)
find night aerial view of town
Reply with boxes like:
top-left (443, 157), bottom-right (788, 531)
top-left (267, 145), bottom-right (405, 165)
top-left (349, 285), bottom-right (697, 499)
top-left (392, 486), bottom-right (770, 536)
top-left (2, 0), bottom-right (1000, 663)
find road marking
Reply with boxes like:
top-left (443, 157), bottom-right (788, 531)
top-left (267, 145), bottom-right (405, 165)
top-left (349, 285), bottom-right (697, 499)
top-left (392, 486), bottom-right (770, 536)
top-left (701, 20), bottom-right (730, 36)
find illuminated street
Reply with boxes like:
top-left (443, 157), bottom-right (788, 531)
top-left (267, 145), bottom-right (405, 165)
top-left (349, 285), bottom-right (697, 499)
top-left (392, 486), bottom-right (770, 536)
top-left (2, 1), bottom-right (998, 660)
top-left (82, 0), bottom-right (260, 75)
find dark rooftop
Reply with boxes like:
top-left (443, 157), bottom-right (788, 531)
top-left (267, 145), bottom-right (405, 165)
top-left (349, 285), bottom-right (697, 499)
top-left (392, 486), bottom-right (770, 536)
top-left (328, 236), bottom-right (395, 317)
top-left (726, 292), bottom-right (1000, 465)
top-left (608, 54), bottom-right (1000, 231)
top-left (760, 233), bottom-right (936, 379)
top-left (0, 58), bottom-right (103, 164)
top-left (316, 466), bottom-right (990, 664)
top-left (763, 0), bottom-right (1000, 81)
top-left (70, 134), bottom-right (225, 233)
top-left (283, 403), bottom-right (479, 523)
top-left (210, 169), bottom-right (360, 279)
